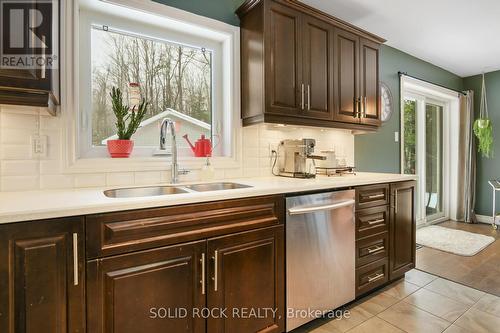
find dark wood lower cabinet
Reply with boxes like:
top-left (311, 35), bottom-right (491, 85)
top-left (207, 226), bottom-right (284, 333)
top-left (355, 181), bottom-right (416, 297)
top-left (87, 241), bottom-right (206, 333)
top-left (389, 181), bottom-right (417, 279)
top-left (0, 217), bottom-right (85, 333)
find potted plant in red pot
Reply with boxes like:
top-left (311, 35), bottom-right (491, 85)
top-left (107, 87), bottom-right (148, 158)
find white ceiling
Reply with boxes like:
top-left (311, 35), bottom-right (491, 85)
top-left (300, 0), bottom-right (500, 77)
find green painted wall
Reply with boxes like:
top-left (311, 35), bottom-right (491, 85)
top-left (463, 71), bottom-right (500, 216)
top-left (354, 45), bottom-right (463, 174)
top-left (153, 0), bottom-right (245, 26)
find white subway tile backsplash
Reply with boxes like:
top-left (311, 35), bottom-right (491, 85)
top-left (134, 171), bottom-right (162, 185)
top-left (1, 175), bottom-right (39, 191)
top-left (0, 112), bottom-right (39, 130)
top-left (0, 107), bottom-right (355, 192)
top-left (106, 172), bottom-right (135, 187)
top-left (74, 174), bottom-right (107, 188)
top-left (0, 160), bottom-right (39, 176)
top-left (40, 174), bottom-right (74, 189)
top-left (0, 144), bottom-right (33, 160)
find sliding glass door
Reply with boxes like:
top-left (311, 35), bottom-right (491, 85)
top-left (402, 94), bottom-right (447, 224)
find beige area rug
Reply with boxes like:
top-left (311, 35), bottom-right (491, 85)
top-left (416, 225), bottom-right (495, 256)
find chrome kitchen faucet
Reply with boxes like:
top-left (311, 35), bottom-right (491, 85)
top-left (159, 118), bottom-right (189, 184)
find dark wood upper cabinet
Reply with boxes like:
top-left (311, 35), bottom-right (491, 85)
top-left (87, 241), bottom-right (206, 333)
top-left (302, 15), bottom-right (334, 120)
top-left (267, 2), bottom-right (303, 116)
top-left (360, 38), bottom-right (381, 126)
top-left (0, 217), bottom-right (85, 333)
top-left (0, 0), bottom-right (60, 115)
top-left (333, 28), bottom-right (359, 123)
top-left (237, 0), bottom-right (385, 130)
top-left (389, 181), bottom-right (417, 279)
top-left (207, 226), bottom-right (284, 333)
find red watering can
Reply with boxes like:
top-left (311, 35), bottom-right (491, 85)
top-left (183, 134), bottom-right (212, 157)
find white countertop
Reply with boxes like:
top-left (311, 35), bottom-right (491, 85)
top-left (0, 172), bottom-right (416, 224)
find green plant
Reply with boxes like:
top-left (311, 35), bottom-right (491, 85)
top-left (474, 118), bottom-right (493, 158)
top-left (110, 87), bottom-right (148, 140)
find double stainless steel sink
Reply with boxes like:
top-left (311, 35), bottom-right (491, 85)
top-left (103, 182), bottom-right (251, 198)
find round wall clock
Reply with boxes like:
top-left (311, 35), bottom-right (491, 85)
top-left (380, 82), bottom-right (393, 123)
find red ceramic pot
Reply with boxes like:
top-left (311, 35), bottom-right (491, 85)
top-left (107, 140), bottom-right (134, 158)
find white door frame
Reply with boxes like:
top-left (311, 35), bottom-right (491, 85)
top-left (401, 90), bottom-right (450, 226)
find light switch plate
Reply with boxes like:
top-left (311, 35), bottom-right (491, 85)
top-left (394, 132), bottom-right (399, 142)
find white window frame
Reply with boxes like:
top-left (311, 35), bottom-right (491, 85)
top-left (400, 76), bottom-right (460, 226)
top-left (61, 0), bottom-right (241, 173)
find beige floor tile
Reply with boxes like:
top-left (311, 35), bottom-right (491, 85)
top-left (454, 308), bottom-right (500, 333)
top-left (472, 293), bottom-right (500, 318)
top-left (424, 278), bottom-right (484, 306)
top-left (403, 288), bottom-right (470, 322)
top-left (405, 269), bottom-right (438, 287)
top-left (443, 324), bottom-right (472, 333)
top-left (378, 301), bottom-right (451, 333)
top-left (347, 317), bottom-right (404, 333)
top-left (323, 307), bottom-right (373, 333)
top-left (355, 291), bottom-right (400, 315)
top-left (382, 280), bottom-right (420, 300)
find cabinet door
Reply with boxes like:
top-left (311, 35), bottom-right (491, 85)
top-left (360, 38), bottom-right (381, 126)
top-left (333, 28), bottom-right (360, 123)
top-left (0, 217), bottom-right (85, 333)
top-left (87, 241), bottom-right (206, 333)
top-left (389, 181), bottom-right (417, 279)
top-left (266, 3), bottom-right (303, 116)
top-left (207, 226), bottom-right (284, 333)
top-left (302, 15), bottom-right (334, 120)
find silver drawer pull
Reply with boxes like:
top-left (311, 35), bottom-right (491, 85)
top-left (367, 194), bottom-right (385, 200)
top-left (367, 273), bottom-right (384, 283)
top-left (367, 245), bottom-right (385, 254)
top-left (200, 253), bottom-right (206, 295)
top-left (73, 233), bottom-right (78, 286)
top-left (367, 218), bottom-right (385, 225)
top-left (288, 199), bottom-right (355, 215)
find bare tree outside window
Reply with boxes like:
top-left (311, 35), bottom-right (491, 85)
top-left (91, 27), bottom-right (213, 148)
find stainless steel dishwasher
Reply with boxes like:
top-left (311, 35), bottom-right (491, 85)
top-left (286, 190), bottom-right (356, 331)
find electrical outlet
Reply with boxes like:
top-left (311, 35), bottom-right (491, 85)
top-left (31, 135), bottom-right (48, 157)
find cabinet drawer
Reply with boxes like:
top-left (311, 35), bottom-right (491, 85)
top-left (356, 205), bottom-right (389, 239)
top-left (86, 195), bottom-right (284, 258)
top-left (356, 232), bottom-right (388, 267)
top-left (356, 258), bottom-right (389, 296)
top-left (356, 184), bottom-right (389, 209)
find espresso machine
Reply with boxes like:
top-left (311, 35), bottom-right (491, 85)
top-left (277, 139), bottom-right (326, 178)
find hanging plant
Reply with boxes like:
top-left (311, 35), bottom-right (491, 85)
top-left (473, 73), bottom-right (493, 158)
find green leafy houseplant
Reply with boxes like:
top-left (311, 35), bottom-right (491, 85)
top-left (107, 87), bottom-right (149, 158)
top-left (474, 118), bottom-right (493, 158)
top-left (474, 73), bottom-right (494, 158)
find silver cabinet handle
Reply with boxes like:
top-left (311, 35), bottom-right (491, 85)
top-left (367, 218), bottom-right (385, 225)
top-left (41, 36), bottom-right (47, 79)
top-left (394, 190), bottom-right (398, 214)
top-left (301, 84), bottom-right (305, 110)
top-left (212, 250), bottom-right (219, 292)
top-left (363, 96), bottom-right (367, 118)
top-left (200, 253), bottom-right (206, 295)
top-left (288, 199), bottom-right (355, 215)
top-left (307, 84), bottom-right (311, 110)
top-left (367, 245), bottom-right (385, 254)
top-left (73, 233), bottom-right (78, 286)
top-left (353, 97), bottom-right (359, 118)
top-left (367, 273), bottom-right (384, 283)
top-left (367, 194), bottom-right (385, 200)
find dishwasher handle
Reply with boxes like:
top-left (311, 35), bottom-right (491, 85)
top-left (288, 199), bottom-right (355, 215)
